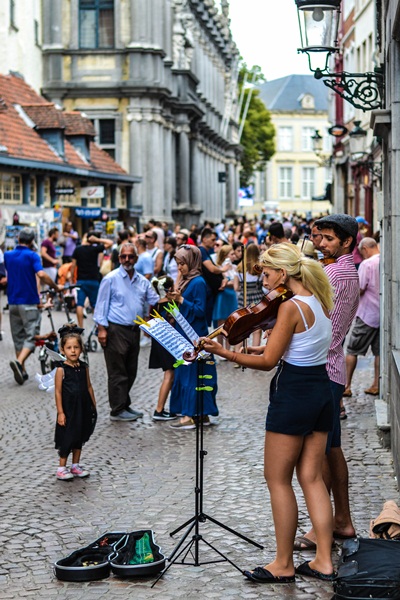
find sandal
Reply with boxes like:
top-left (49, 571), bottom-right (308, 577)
top-left (293, 536), bottom-right (317, 551)
top-left (340, 405), bottom-right (348, 420)
top-left (364, 386), bottom-right (379, 395)
top-left (243, 566), bottom-right (295, 584)
top-left (295, 561), bottom-right (335, 581)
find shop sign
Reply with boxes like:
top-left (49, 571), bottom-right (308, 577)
top-left (55, 187), bottom-right (75, 195)
top-left (75, 207), bottom-right (102, 218)
top-left (80, 186), bottom-right (105, 199)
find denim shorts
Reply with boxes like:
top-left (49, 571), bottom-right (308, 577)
top-left (76, 280), bottom-right (100, 308)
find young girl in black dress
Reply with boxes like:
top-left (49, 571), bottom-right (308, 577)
top-left (55, 325), bottom-right (97, 480)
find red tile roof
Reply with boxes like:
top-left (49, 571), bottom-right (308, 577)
top-left (0, 74), bottom-right (128, 177)
top-left (21, 104), bottom-right (66, 129)
top-left (63, 112), bottom-right (96, 137)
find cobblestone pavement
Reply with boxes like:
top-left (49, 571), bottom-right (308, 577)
top-left (0, 308), bottom-right (398, 600)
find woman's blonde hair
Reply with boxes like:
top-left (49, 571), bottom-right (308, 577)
top-left (217, 244), bottom-right (233, 266)
top-left (237, 243), bottom-right (261, 275)
top-left (260, 243), bottom-right (334, 312)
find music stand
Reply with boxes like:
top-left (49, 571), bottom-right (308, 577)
top-left (152, 356), bottom-right (263, 586)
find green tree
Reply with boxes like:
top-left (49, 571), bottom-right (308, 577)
top-left (238, 64), bottom-right (275, 188)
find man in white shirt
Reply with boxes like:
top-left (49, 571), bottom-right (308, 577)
top-left (94, 243), bottom-right (159, 421)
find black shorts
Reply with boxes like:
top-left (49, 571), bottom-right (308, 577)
top-left (266, 361), bottom-right (334, 436)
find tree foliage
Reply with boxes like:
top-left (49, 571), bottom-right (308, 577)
top-left (238, 63), bottom-right (275, 188)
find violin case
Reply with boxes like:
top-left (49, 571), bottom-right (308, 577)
top-left (333, 537), bottom-right (400, 599)
top-left (109, 529), bottom-right (166, 577)
top-left (54, 530), bottom-right (165, 582)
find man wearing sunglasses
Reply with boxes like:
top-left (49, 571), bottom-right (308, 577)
top-left (94, 243), bottom-right (159, 421)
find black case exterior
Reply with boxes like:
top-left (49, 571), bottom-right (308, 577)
top-left (54, 531), bottom-right (126, 582)
top-left (333, 537), bottom-right (400, 599)
top-left (109, 530), bottom-right (166, 577)
top-left (54, 530), bottom-right (166, 582)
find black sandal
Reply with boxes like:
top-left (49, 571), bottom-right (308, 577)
top-left (295, 561), bottom-right (335, 581)
top-left (243, 566), bottom-right (295, 583)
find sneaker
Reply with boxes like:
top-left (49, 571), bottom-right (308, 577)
top-left (22, 372), bottom-right (29, 382)
top-left (110, 410), bottom-right (140, 422)
top-left (10, 360), bottom-right (24, 385)
top-left (153, 410), bottom-right (178, 421)
top-left (195, 415), bottom-right (211, 427)
top-left (56, 467), bottom-right (74, 481)
top-left (70, 464), bottom-right (90, 478)
top-left (170, 418), bottom-right (196, 430)
top-left (126, 407), bottom-right (144, 418)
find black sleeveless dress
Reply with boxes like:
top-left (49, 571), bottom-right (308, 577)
top-left (54, 361), bottom-right (97, 457)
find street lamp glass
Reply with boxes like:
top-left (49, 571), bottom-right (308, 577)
top-left (349, 120), bottom-right (368, 160)
top-left (295, 0), bottom-right (341, 53)
top-left (311, 130), bottom-right (323, 154)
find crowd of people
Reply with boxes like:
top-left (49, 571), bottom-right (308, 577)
top-left (0, 209), bottom-right (381, 585)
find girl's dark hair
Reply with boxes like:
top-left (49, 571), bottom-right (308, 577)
top-left (58, 324), bottom-right (84, 352)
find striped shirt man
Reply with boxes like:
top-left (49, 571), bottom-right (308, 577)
top-left (324, 254), bottom-right (360, 385)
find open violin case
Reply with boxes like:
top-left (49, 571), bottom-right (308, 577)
top-left (54, 529), bottom-right (165, 582)
top-left (333, 537), bottom-right (400, 599)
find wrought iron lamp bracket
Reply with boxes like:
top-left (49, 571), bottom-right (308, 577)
top-left (314, 68), bottom-right (384, 112)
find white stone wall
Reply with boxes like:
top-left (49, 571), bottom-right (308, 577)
top-left (0, 0), bottom-right (43, 92)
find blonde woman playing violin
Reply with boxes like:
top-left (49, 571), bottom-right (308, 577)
top-left (202, 243), bottom-right (336, 585)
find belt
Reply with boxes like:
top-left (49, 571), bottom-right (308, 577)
top-left (108, 321), bottom-right (139, 331)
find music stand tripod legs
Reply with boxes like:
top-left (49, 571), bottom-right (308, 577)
top-left (152, 357), bottom-right (263, 586)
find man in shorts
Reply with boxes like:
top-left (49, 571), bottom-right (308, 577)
top-left (343, 237), bottom-right (380, 398)
top-left (4, 228), bottom-right (63, 384)
top-left (70, 231), bottom-right (113, 328)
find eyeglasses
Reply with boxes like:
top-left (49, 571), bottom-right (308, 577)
top-left (119, 254), bottom-right (136, 260)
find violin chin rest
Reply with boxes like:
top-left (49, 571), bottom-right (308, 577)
top-left (183, 351), bottom-right (197, 362)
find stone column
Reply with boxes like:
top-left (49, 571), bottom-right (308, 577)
top-left (130, 0), bottom-right (152, 45)
top-left (178, 125), bottom-right (191, 206)
top-left (190, 134), bottom-right (201, 211)
top-left (22, 174), bottom-right (30, 205)
top-left (36, 175), bottom-right (45, 207)
top-left (110, 185), bottom-right (116, 209)
top-left (163, 123), bottom-right (173, 220)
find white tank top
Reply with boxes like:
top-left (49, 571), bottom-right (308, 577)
top-left (283, 295), bottom-right (332, 367)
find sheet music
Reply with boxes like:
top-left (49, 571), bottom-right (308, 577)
top-left (139, 318), bottom-right (194, 362)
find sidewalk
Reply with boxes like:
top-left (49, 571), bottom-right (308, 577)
top-left (0, 308), bottom-right (398, 599)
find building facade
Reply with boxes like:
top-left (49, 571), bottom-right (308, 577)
top-left (40, 0), bottom-right (241, 226)
top-left (0, 73), bottom-right (139, 240)
top-left (256, 75), bottom-right (332, 218)
top-left (371, 0), bottom-right (400, 477)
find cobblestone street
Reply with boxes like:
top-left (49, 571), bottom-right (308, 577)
top-left (0, 308), bottom-right (398, 600)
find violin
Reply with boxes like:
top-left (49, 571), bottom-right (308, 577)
top-left (183, 285), bottom-right (294, 363)
top-left (319, 257), bottom-right (336, 266)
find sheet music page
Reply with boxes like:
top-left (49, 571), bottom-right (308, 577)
top-left (139, 318), bottom-right (193, 362)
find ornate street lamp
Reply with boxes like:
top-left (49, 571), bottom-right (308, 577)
top-left (294, 0), bottom-right (384, 111)
top-left (348, 121), bottom-right (368, 161)
top-left (311, 129), bottom-right (324, 155)
top-left (349, 121), bottom-right (383, 177)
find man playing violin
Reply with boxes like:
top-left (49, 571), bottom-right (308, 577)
top-left (293, 214), bottom-right (360, 551)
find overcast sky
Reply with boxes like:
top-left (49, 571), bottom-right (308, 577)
top-left (228, 0), bottom-right (310, 81)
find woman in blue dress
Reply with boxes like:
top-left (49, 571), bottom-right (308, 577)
top-left (167, 245), bottom-right (218, 430)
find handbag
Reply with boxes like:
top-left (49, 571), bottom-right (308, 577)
top-left (201, 249), bottom-right (223, 293)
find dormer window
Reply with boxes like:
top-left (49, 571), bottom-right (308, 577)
top-left (40, 129), bottom-right (65, 159)
top-left (299, 94), bottom-right (315, 110)
top-left (68, 136), bottom-right (90, 162)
